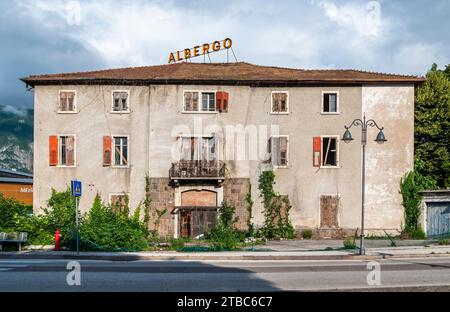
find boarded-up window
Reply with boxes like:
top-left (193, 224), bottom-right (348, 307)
top-left (323, 93), bottom-right (338, 113)
top-left (113, 136), bottom-right (128, 166)
top-left (320, 195), bottom-right (339, 228)
top-left (110, 194), bottom-right (128, 212)
top-left (322, 137), bottom-right (338, 167)
top-left (59, 136), bottom-right (75, 166)
top-left (271, 136), bottom-right (288, 167)
top-left (112, 91), bottom-right (129, 112)
top-left (184, 91), bottom-right (199, 111)
top-left (271, 92), bottom-right (288, 113)
top-left (59, 91), bottom-right (76, 112)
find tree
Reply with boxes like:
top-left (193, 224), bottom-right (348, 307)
top-left (415, 64), bottom-right (450, 188)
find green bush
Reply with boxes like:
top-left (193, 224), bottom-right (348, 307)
top-left (343, 237), bottom-right (357, 249)
top-left (438, 238), bottom-right (449, 245)
top-left (208, 202), bottom-right (241, 250)
top-left (12, 214), bottom-right (54, 245)
top-left (79, 195), bottom-right (149, 251)
top-left (0, 193), bottom-right (32, 231)
top-left (302, 229), bottom-right (313, 239)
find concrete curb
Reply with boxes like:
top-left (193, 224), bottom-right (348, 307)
top-left (1, 249), bottom-right (449, 261)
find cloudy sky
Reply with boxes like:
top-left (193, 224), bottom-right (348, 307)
top-left (1, 0), bottom-right (449, 109)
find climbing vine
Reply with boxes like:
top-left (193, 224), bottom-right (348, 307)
top-left (245, 183), bottom-right (255, 237)
top-left (258, 170), bottom-right (295, 239)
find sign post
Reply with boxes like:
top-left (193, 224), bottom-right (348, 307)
top-left (71, 180), bottom-right (82, 255)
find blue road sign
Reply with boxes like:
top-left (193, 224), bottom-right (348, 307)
top-left (71, 180), bottom-right (82, 197)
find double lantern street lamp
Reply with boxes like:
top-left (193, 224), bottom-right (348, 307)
top-left (342, 114), bottom-right (387, 255)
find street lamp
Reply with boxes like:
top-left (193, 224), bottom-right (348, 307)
top-left (342, 114), bottom-right (386, 255)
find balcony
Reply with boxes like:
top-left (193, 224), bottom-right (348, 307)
top-left (169, 160), bottom-right (226, 185)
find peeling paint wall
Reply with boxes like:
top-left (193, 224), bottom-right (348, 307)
top-left (362, 85), bottom-right (415, 232)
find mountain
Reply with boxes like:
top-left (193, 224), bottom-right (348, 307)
top-left (0, 105), bottom-right (33, 173)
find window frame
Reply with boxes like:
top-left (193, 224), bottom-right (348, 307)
top-left (182, 90), bottom-right (219, 114)
top-left (270, 135), bottom-right (289, 168)
top-left (111, 90), bottom-right (130, 114)
top-left (321, 91), bottom-right (340, 115)
top-left (111, 135), bottom-right (130, 168)
top-left (270, 91), bottom-right (290, 114)
top-left (58, 90), bottom-right (77, 114)
top-left (57, 134), bottom-right (77, 167)
top-left (320, 135), bottom-right (340, 168)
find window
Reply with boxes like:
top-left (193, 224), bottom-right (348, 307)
top-left (270, 136), bottom-right (289, 167)
top-left (59, 135), bottom-right (75, 166)
top-left (183, 91), bottom-right (217, 112)
top-left (184, 92), bottom-right (199, 111)
top-left (110, 194), bottom-right (128, 212)
top-left (271, 91), bottom-right (289, 113)
top-left (59, 91), bottom-right (76, 112)
top-left (113, 136), bottom-right (128, 166)
top-left (180, 136), bottom-right (217, 161)
top-left (322, 92), bottom-right (339, 113)
top-left (322, 136), bottom-right (338, 167)
top-left (202, 93), bottom-right (215, 112)
top-left (112, 91), bottom-right (129, 112)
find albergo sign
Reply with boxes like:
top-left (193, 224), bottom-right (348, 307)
top-left (168, 38), bottom-right (233, 64)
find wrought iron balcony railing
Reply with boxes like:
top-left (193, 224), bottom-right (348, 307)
top-left (169, 160), bottom-right (226, 180)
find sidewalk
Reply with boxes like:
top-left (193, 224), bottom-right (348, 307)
top-left (0, 242), bottom-right (449, 261)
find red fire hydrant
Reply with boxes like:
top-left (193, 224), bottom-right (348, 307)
top-left (55, 229), bottom-right (61, 251)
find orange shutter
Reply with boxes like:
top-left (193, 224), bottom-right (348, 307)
top-left (222, 92), bottom-right (229, 112)
top-left (216, 92), bottom-right (229, 112)
top-left (103, 136), bottom-right (112, 166)
top-left (215, 92), bottom-right (222, 112)
top-left (49, 135), bottom-right (58, 166)
top-left (313, 137), bottom-right (321, 167)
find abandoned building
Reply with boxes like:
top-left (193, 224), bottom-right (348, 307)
top-left (22, 62), bottom-right (425, 238)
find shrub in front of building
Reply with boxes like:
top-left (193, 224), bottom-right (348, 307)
top-left (0, 192), bottom-right (32, 231)
top-left (79, 195), bottom-right (149, 251)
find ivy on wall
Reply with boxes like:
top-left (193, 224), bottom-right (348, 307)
top-left (258, 170), bottom-right (295, 239)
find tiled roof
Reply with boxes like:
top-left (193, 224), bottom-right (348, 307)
top-left (22, 62), bottom-right (425, 86)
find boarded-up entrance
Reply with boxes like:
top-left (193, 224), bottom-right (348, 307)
top-left (426, 202), bottom-right (450, 237)
top-left (180, 190), bottom-right (218, 238)
top-left (320, 195), bottom-right (339, 228)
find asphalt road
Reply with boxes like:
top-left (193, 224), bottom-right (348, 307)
top-left (0, 257), bottom-right (450, 291)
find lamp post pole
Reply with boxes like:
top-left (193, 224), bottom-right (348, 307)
top-left (342, 114), bottom-right (386, 255)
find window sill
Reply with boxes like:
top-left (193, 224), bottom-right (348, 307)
top-left (182, 111), bottom-right (218, 114)
top-left (110, 111), bottom-right (130, 114)
top-left (320, 165), bottom-right (341, 169)
top-left (111, 165), bottom-right (130, 169)
top-left (274, 166), bottom-right (289, 169)
top-left (57, 111), bottom-right (78, 114)
top-left (56, 165), bottom-right (77, 168)
top-left (320, 112), bottom-right (340, 115)
top-left (270, 112), bottom-right (290, 115)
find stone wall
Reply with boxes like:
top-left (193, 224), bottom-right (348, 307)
top-left (148, 178), bottom-right (175, 238)
top-left (223, 178), bottom-right (251, 231)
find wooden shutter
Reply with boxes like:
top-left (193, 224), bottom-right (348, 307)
top-left (103, 136), bottom-right (112, 166)
top-left (313, 137), bottom-right (321, 167)
top-left (49, 135), bottom-right (58, 166)
top-left (215, 92), bottom-right (222, 112)
top-left (66, 136), bottom-right (75, 166)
